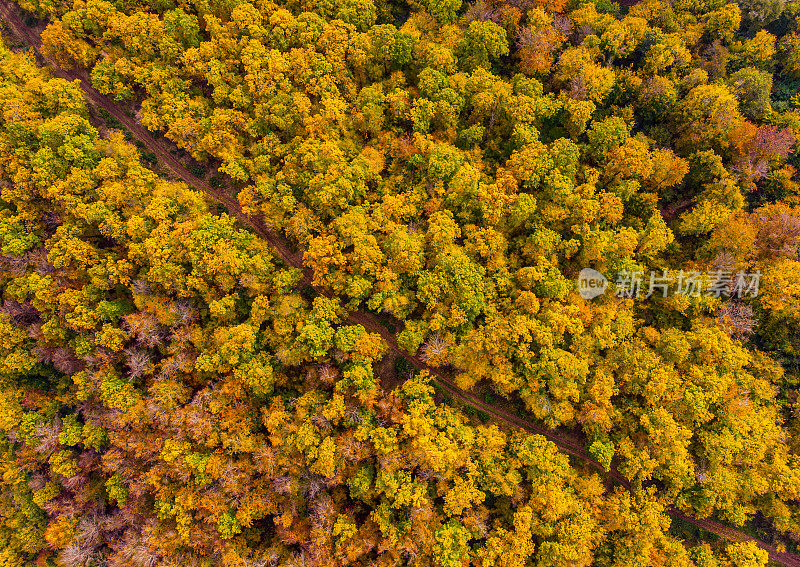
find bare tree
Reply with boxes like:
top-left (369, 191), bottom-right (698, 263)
top-left (311, 414), bottom-right (332, 433)
top-left (465, 0), bottom-right (499, 23)
top-left (317, 364), bottom-right (338, 387)
top-left (273, 475), bottom-right (293, 495)
top-left (0, 299), bottom-right (36, 322)
top-left (419, 335), bottom-right (449, 366)
top-left (125, 347), bottom-right (152, 379)
top-left (131, 279), bottom-right (152, 295)
top-left (568, 75), bottom-right (588, 101)
top-left (735, 125), bottom-right (796, 181)
top-left (751, 207), bottom-right (800, 260)
top-left (718, 301), bottom-right (756, 341)
top-left (711, 250), bottom-right (735, 271)
top-left (27, 247), bottom-right (55, 275)
top-left (344, 406), bottom-right (363, 426)
top-left (32, 417), bottom-right (62, 456)
top-left (58, 543), bottom-right (96, 567)
top-left (122, 312), bottom-right (163, 349)
top-left (27, 472), bottom-right (47, 491)
top-left (168, 300), bottom-right (198, 326)
top-left (552, 14), bottom-right (574, 36)
top-left (113, 532), bottom-right (160, 567)
top-left (301, 470), bottom-right (326, 500)
top-left (75, 512), bottom-right (105, 548)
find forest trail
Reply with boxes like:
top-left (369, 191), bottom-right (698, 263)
top-left (1, 3), bottom-right (798, 564)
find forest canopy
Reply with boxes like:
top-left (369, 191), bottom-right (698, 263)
top-left (0, 0), bottom-right (800, 565)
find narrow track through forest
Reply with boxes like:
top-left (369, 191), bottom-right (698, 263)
top-left (1, 3), bottom-right (798, 564)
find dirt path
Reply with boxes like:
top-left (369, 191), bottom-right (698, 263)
top-left (2, 4), bottom-right (798, 564)
top-left (668, 508), bottom-right (800, 567)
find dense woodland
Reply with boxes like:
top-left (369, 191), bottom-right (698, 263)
top-left (1, 0), bottom-right (800, 564)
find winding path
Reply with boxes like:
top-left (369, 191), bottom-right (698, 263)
top-left (1, 4), bottom-right (799, 564)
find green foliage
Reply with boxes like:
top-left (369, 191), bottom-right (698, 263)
top-left (105, 473), bottom-right (128, 505)
top-left (458, 21), bottom-right (509, 71)
top-left (434, 520), bottom-right (471, 567)
top-left (424, 0), bottom-right (462, 24)
top-left (216, 510), bottom-right (242, 539)
top-left (588, 438), bottom-right (615, 472)
top-left (0, 216), bottom-right (39, 256)
top-left (728, 67), bottom-right (774, 120)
